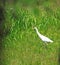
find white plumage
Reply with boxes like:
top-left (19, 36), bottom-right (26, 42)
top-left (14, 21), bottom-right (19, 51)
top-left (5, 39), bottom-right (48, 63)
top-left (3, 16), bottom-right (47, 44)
top-left (34, 27), bottom-right (53, 43)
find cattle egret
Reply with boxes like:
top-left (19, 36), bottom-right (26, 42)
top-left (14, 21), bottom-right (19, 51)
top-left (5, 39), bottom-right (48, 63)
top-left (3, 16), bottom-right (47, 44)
top-left (34, 27), bottom-right (53, 43)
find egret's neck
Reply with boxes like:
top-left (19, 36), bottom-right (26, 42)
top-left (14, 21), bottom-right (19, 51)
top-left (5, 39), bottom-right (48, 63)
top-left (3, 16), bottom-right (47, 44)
top-left (35, 28), bottom-right (41, 36)
top-left (35, 28), bottom-right (39, 33)
top-left (35, 28), bottom-right (38, 32)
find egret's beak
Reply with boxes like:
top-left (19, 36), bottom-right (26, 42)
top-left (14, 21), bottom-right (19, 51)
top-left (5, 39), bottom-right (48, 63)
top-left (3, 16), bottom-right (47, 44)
top-left (32, 27), bottom-right (34, 29)
top-left (32, 26), bottom-right (34, 29)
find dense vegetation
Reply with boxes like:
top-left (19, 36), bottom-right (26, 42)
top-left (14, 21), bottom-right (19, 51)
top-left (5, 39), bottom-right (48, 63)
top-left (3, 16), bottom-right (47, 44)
top-left (0, 0), bottom-right (60, 65)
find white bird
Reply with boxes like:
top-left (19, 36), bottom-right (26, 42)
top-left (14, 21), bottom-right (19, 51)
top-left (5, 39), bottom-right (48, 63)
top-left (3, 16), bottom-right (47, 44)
top-left (34, 27), bottom-right (53, 43)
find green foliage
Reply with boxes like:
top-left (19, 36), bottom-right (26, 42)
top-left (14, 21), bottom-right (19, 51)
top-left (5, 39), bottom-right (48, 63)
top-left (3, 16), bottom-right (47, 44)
top-left (1, 0), bottom-right (60, 65)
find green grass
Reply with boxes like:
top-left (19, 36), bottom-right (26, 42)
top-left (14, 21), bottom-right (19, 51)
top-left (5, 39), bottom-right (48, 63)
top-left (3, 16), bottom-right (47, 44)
top-left (0, 0), bottom-right (60, 65)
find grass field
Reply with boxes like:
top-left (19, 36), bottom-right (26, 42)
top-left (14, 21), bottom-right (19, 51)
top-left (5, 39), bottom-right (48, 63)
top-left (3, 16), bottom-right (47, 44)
top-left (0, 0), bottom-right (60, 65)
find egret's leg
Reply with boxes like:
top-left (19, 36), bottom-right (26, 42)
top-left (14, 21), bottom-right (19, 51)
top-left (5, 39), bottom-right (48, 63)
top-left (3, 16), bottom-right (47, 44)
top-left (43, 42), bottom-right (48, 49)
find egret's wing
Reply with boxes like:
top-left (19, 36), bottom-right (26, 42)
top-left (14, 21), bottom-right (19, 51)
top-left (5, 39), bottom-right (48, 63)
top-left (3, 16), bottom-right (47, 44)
top-left (39, 34), bottom-right (53, 42)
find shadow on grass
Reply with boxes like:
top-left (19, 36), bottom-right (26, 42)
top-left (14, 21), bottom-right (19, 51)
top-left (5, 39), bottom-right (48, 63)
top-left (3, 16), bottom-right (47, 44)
top-left (0, 6), bottom-right (5, 65)
top-left (0, 6), bottom-right (10, 65)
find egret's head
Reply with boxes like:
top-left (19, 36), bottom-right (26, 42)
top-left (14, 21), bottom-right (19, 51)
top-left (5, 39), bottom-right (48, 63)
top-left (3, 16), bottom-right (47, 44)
top-left (33, 27), bottom-right (38, 31)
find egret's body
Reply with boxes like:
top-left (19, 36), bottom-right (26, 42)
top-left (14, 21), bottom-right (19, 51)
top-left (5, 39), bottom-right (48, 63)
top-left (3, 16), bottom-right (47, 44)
top-left (34, 27), bottom-right (53, 43)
